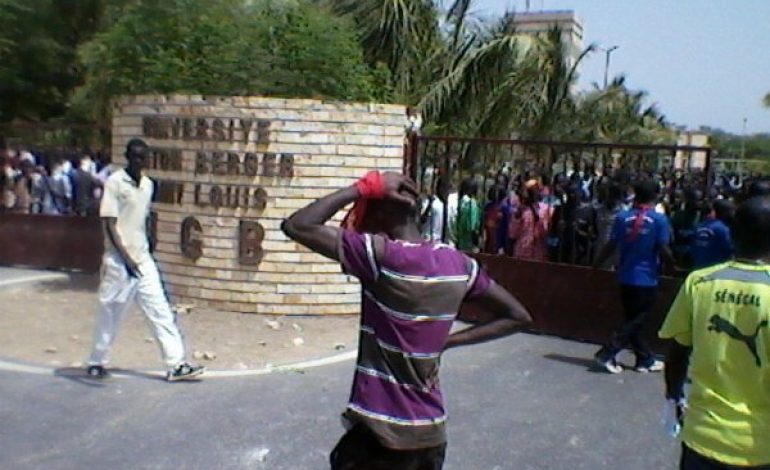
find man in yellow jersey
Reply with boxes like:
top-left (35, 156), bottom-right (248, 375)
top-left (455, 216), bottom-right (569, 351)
top-left (660, 196), bottom-right (770, 469)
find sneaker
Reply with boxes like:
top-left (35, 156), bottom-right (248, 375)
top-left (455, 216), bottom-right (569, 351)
top-left (86, 365), bottom-right (110, 379)
top-left (166, 362), bottom-right (205, 382)
top-left (634, 359), bottom-right (664, 373)
top-left (594, 355), bottom-right (623, 374)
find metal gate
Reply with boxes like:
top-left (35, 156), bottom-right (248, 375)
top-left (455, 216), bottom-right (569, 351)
top-left (458, 255), bottom-right (682, 352)
top-left (406, 134), bottom-right (708, 349)
top-left (406, 135), bottom-right (713, 200)
top-left (0, 122), bottom-right (111, 272)
top-left (0, 214), bottom-right (103, 271)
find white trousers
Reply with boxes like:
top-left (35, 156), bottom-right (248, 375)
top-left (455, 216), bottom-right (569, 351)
top-left (87, 252), bottom-right (186, 368)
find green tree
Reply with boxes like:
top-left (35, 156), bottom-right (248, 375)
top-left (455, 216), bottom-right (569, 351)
top-left (764, 92), bottom-right (770, 108)
top-left (331, 1), bottom-right (664, 144)
top-left (0, 1), bottom-right (70, 121)
top-left (574, 76), bottom-right (674, 145)
top-left (258, 1), bottom-right (393, 102)
top-left (706, 126), bottom-right (770, 161)
top-left (72, 0), bottom-right (390, 128)
top-left (327, 0), bottom-right (441, 105)
top-left (4, 0), bottom-right (677, 154)
top-left (0, 0), bottom-right (116, 123)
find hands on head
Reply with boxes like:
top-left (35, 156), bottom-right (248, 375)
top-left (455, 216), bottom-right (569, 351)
top-left (282, 171), bottom-right (420, 260)
top-left (377, 172), bottom-right (419, 207)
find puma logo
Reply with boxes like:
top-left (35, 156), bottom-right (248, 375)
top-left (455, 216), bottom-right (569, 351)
top-left (707, 315), bottom-right (768, 367)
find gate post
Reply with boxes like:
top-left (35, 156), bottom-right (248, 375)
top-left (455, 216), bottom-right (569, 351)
top-left (704, 147), bottom-right (713, 189)
top-left (403, 132), bottom-right (421, 184)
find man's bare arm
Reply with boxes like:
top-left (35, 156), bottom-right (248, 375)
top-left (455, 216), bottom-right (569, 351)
top-left (103, 217), bottom-right (141, 277)
top-left (281, 186), bottom-right (358, 261)
top-left (664, 340), bottom-right (691, 400)
top-left (660, 244), bottom-right (676, 269)
top-left (445, 283), bottom-right (532, 350)
top-left (592, 240), bottom-right (617, 269)
top-left (281, 172), bottom-right (418, 260)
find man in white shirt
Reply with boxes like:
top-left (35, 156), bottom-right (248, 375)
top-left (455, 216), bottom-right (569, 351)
top-left (86, 138), bottom-right (204, 381)
top-left (445, 190), bottom-right (459, 246)
top-left (420, 194), bottom-right (445, 242)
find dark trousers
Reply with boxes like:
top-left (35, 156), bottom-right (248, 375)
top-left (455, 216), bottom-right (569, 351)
top-left (598, 284), bottom-right (656, 365)
top-left (681, 444), bottom-right (770, 470)
top-left (330, 424), bottom-right (446, 470)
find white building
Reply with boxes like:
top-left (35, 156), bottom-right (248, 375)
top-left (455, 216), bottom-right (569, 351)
top-left (675, 131), bottom-right (710, 170)
top-left (510, 10), bottom-right (584, 69)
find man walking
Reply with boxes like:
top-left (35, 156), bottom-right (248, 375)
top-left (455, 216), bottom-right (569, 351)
top-left (660, 196), bottom-right (770, 469)
top-left (282, 171), bottom-right (531, 469)
top-left (86, 138), bottom-right (204, 381)
top-left (73, 154), bottom-right (103, 216)
top-left (593, 180), bottom-right (675, 373)
top-left (690, 199), bottom-right (734, 270)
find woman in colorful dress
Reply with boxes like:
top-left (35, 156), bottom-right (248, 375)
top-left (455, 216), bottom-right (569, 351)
top-left (509, 180), bottom-right (553, 261)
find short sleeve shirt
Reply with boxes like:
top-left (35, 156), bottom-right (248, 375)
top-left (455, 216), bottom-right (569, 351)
top-left (337, 230), bottom-right (491, 450)
top-left (611, 208), bottom-right (671, 286)
top-left (659, 261), bottom-right (770, 466)
top-left (100, 169), bottom-right (154, 264)
top-left (691, 219), bottom-right (732, 269)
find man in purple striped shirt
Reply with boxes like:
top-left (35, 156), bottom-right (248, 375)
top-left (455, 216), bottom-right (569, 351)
top-left (282, 171), bottom-right (532, 469)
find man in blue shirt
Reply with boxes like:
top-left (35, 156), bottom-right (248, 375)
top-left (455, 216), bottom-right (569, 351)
top-left (691, 199), bottom-right (734, 269)
top-left (592, 180), bottom-right (676, 373)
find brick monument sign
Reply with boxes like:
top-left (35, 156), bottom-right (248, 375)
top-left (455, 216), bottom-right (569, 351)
top-left (111, 95), bottom-right (405, 314)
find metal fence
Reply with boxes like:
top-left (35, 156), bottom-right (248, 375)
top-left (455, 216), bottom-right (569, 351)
top-left (405, 134), bottom-right (712, 266)
top-left (406, 135), bottom-right (713, 198)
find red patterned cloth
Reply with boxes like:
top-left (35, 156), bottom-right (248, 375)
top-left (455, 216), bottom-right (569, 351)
top-left (341, 171), bottom-right (386, 231)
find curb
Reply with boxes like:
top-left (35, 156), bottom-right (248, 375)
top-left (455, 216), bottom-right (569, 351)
top-left (0, 272), bottom-right (69, 288)
top-left (0, 350), bottom-right (358, 379)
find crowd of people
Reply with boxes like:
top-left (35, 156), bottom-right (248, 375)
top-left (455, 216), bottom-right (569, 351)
top-left (0, 147), bottom-right (113, 216)
top-left (284, 163), bottom-right (770, 470)
top-left (419, 165), bottom-right (768, 272)
top-left (3, 135), bottom-right (766, 468)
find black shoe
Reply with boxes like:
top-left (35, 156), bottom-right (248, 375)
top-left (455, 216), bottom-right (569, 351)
top-left (166, 362), bottom-right (205, 382)
top-left (86, 365), bottom-right (110, 379)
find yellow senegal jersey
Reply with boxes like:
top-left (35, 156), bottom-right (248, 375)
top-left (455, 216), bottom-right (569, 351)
top-left (659, 260), bottom-right (770, 467)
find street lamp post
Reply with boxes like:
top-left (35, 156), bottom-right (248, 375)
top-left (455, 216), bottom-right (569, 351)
top-left (603, 45), bottom-right (619, 89)
top-left (741, 117), bottom-right (748, 161)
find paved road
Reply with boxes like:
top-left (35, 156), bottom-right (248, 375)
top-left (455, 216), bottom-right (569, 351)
top-left (0, 334), bottom-right (679, 470)
top-left (0, 266), bottom-right (68, 287)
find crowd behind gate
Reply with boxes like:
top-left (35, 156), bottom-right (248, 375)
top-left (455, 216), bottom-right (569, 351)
top-left (419, 165), bottom-right (768, 271)
top-left (0, 147), bottom-right (114, 216)
top-left (3, 144), bottom-right (768, 274)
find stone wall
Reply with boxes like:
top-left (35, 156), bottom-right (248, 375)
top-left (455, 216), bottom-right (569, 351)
top-left (111, 95), bottom-right (405, 314)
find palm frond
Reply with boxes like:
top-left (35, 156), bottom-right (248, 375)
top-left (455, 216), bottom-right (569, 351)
top-left (419, 29), bottom-right (532, 126)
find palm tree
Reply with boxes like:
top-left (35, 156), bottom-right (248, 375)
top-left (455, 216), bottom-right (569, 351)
top-left (328, 1), bottom-right (596, 138)
top-left (579, 76), bottom-right (673, 145)
top-left (419, 12), bottom-right (536, 137)
top-left (325, 0), bottom-right (441, 105)
top-left (328, 0), bottom-right (673, 174)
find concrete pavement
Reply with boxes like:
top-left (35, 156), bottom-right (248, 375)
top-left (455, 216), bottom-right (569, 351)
top-left (0, 269), bottom-right (360, 371)
top-left (0, 333), bottom-right (680, 470)
top-left (0, 266), bottom-right (68, 287)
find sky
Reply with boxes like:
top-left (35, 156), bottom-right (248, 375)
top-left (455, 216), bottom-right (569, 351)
top-left (473, 0), bottom-right (770, 135)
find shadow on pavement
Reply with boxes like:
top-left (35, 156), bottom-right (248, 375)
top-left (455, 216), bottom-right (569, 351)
top-left (54, 366), bottom-right (170, 385)
top-left (54, 367), bottom-right (111, 387)
top-left (39, 274), bottom-right (99, 293)
top-left (543, 353), bottom-right (608, 374)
